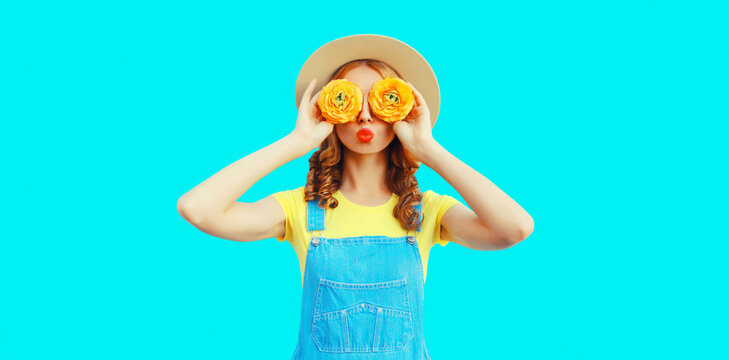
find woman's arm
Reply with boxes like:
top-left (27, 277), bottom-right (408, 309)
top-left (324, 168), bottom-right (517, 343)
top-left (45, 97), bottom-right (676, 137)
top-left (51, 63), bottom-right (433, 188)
top-left (393, 82), bottom-right (533, 251)
top-left (177, 78), bottom-right (331, 242)
top-left (422, 141), bottom-right (534, 250)
top-left (177, 133), bottom-right (311, 240)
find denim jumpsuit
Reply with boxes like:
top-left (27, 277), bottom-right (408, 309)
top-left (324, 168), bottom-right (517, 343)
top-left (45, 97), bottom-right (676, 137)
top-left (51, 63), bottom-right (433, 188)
top-left (290, 196), bottom-right (432, 360)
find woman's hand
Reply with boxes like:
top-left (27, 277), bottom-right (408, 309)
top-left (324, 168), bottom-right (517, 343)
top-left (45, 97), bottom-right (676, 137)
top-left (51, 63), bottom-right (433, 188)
top-left (291, 78), bottom-right (333, 150)
top-left (392, 81), bottom-right (438, 164)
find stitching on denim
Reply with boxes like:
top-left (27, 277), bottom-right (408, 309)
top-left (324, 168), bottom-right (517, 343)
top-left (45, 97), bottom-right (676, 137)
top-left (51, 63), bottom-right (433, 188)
top-left (309, 276), bottom-right (413, 353)
top-left (404, 277), bottom-right (411, 316)
top-left (316, 206), bottom-right (326, 229)
top-left (402, 276), bottom-right (415, 350)
top-left (316, 198), bottom-right (325, 230)
top-left (306, 200), bottom-right (314, 231)
top-left (300, 237), bottom-right (317, 291)
top-left (372, 308), bottom-right (380, 351)
top-left (312, 308), bottom-right (410, 353)
top-left (319, 277), bottom-right (407, 289)
top-left (315, 343), bottom-right (408, 353)
top-left (317, 235), bottom-right (412, 245)
top-left (313, 302), bottom-right (410, 320)
top-left (400, 329), bottom-right (414, 351)
top-left (410, 236), bottom-right (427, 285)
top-left (341, 309), bottom-right (349, 350)
top-left (309, 331), bottom-right (322, 351)
top-left (306, 198), bottom-right (326, 231)
top-left (313, 279), bottom-right (324, 316)
top-left (316, 346), bottom-right (406, 352)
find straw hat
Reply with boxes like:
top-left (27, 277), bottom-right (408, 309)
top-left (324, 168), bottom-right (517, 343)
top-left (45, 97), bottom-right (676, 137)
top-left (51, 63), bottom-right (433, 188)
top-left (294, 34), bottom-right (441, 128)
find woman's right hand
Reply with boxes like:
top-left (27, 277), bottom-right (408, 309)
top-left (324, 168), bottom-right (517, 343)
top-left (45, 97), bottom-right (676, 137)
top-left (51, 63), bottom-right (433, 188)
top-left (291, 78), bottom-right (333, 151)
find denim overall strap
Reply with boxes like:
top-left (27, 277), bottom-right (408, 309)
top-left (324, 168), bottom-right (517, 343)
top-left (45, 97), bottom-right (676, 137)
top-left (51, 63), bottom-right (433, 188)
top-left (307, 198), bottom-right (327, 231)
top-left (290, 196), bottom-right (432, 360)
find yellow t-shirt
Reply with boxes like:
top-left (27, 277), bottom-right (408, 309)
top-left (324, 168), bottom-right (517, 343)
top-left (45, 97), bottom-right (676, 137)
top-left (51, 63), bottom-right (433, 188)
top-left (271, 186), bottom-right (461, 285)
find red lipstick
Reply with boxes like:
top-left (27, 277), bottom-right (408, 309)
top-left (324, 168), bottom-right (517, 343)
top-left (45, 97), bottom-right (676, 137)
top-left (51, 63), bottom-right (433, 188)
top-left (357, 128), bottom-right (374, 143)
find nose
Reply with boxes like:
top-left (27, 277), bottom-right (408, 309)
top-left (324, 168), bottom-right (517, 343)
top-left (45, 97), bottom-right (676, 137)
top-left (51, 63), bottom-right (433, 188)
top-left (357, 96), bottom-right (373, 124)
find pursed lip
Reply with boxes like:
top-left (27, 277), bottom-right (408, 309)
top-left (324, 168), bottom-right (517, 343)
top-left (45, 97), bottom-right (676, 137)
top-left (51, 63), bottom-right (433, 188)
top-left (356, 127), bottom-right (374, 142)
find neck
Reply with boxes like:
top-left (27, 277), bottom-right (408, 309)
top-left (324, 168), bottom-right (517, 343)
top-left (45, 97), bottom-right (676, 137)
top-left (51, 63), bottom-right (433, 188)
top-left (339, 147), bottom-right (391, 197)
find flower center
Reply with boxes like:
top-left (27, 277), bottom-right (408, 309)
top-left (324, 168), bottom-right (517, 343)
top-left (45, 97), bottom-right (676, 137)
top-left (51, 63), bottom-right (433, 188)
top-left (335, 91), bottom-right (347, 110)
top-left (385, 91), bottom-right (400, 104)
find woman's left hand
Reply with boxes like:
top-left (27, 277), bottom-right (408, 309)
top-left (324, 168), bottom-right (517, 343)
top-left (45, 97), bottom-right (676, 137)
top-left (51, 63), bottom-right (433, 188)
top-left (393, 81), bottom-right (438, 164)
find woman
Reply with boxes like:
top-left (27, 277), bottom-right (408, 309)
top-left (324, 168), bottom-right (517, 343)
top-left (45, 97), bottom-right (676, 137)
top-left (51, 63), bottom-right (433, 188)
top-left (178, 35), bottom-right (534, 359)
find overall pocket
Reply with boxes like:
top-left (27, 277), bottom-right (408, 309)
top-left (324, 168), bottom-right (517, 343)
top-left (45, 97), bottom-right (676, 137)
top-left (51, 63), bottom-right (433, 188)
top-left (310, 278), bottom-right (413, 353)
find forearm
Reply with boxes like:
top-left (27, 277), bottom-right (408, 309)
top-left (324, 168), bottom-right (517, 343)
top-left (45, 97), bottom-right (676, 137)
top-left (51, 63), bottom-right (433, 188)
top-left (421, 140), bottom-right (534, 240)
top-left (178, 132), bottom-right (311, 224)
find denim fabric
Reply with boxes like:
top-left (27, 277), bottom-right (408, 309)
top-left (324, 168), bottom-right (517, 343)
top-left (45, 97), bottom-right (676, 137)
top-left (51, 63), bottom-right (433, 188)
top-left (291, 197), bottom-right (432, 359)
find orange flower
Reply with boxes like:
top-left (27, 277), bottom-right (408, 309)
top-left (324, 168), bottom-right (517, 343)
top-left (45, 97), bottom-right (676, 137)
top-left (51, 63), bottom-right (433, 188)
top-left (368, 77), bottom-right (415, 123)
top-left (317, 79), bottom-right (363, 124)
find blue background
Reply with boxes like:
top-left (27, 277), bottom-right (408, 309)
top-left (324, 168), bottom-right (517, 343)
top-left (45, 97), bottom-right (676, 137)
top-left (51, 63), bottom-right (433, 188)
top-left (2, 1), bottom-right (727, 359)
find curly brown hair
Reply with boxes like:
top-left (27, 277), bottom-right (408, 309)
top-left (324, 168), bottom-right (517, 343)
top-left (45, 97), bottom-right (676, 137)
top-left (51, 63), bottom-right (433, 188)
top-left (303, 58), bottom-right (424, 232)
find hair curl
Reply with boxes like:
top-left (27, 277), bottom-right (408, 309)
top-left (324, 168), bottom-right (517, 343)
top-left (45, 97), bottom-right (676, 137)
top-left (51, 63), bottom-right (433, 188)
top-left (303, 59), bottom-right (424, 232)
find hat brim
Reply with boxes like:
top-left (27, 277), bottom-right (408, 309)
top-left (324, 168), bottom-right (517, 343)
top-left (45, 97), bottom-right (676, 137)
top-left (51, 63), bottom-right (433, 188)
top-left (295, 34), bottom-right (440, 128)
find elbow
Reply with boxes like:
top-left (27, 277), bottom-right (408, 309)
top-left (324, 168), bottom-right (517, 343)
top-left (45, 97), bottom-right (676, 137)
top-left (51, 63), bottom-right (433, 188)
top-left (177, 196), bottom-right (207, 226)
top-left (507, 221), bottom-right (534, 246)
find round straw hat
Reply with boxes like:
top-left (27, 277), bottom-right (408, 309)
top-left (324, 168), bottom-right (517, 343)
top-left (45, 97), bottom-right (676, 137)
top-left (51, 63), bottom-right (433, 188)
top-left (294, 34), bottom-right (441, 128)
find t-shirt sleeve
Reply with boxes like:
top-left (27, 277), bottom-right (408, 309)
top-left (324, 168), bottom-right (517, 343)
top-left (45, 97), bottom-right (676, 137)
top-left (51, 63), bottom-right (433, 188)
top-left (270, 188), bottom-right (299, 243)
top-left (430, 192), bottom-right (461, 247)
